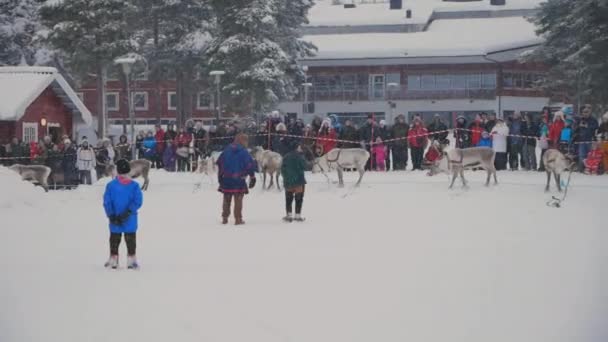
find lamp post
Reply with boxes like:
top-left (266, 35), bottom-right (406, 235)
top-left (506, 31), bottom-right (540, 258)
top-left (387, 82), bottom-right (399, 122)
top-left (303, 82), bottom-right (313, 115)
top-left (114, 54), bottom-right (140, 161)
top-left (210, 70), bottom-right (225, 123)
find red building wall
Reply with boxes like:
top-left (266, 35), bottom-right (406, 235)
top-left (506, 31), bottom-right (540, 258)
top-left (15, 87), bottom-right (73, 141)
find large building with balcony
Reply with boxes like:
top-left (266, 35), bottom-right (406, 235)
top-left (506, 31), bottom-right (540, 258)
top-left (278, 0), bottom-right (556, 126)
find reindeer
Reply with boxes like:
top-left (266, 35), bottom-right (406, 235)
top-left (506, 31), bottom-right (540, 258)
top-left (8, 164), bottom-right (52, 192)
top-left (542, 149), bottom-right (574, 192)
top-left (430, 147), bottom-right (497, 189)
top-left (107, 159), bottom-right (151, 191)
top-left (312, 148), bottom-right (370, 187)
top-left (252, 146), bottom-right (282, 190)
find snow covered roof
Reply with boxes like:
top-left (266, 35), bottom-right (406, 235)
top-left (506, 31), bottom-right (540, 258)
top-left (306, 0), bottom-right (545, 28)
top-left (302, 16), bottom-right (542, 64)
top-left (0, 67), bottom-right (93, 126)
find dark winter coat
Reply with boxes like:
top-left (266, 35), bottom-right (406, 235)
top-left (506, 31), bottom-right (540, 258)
top-left (359, 123), bottom-right (374, 144)
top-left (521, 120), bottom-right (539, 146)
top-left (281, 151), bottom-right (307, 190)
top-left (427, 120), bottom-right (448, 142)
top-left (62, 145), bottom-right (78, 179)
top-left (454, 118), bottom-right (470, 148)
top-left (338, 125), bottom-right (360, 148)
top-left (508, 119), bottom-right (523, 146)
top-left (103, 176), bottom-right (144, 234)
top-left (575, 117), bottom-right (599, 142)
top-left (9, 142), bottom-right (28, 164)
top-left (217, 143), bottom-right (256, 194)
top-left (485, 119), bottom-right (497, 132)
top-left (391, 122), bottom-right (409, 147)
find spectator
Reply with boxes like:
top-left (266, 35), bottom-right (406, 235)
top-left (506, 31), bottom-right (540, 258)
top-left (377, 120), bottom-right (392, 170)
top-left (428, 114), bottom-right (448, 142)
top-left (521, 113), bottom-right (539, 171)
top-left (468, 115), bottom-right (485, 147)
top-left (359, 114), bottom-right (376, 170)
top-left (165, 124), bottom-right (177, 141)
top-left (193, 121), bottom-right (209, 165)
top-left (281, 142), bottom-right (308, 222)
top-left (301, 124), bottom-right (316, 160)
top-left (477, 131), bottom-right (492, 148)
top-left (272, 122), bottom-right (290, 156)
top-left (154, 125), bottom-right (166, 168)
top-left (142, 131), bottom-right (157, 163)
top-left (115, 135), bottom-right (131, 161)
top-left (548, 111), bottom-right (565, 149)
top-left (508, 112), bottom-right (524, 171)
top-left (574, 106), bottom-right (599, 171)
top-left (62, 139), bottom-right (78, 188)
top-left (408, 118), bottom-right (428, 171)
top-left (538, 116), bottom-right (550, 171)
top-left (175, 128), bottom-right (193, 172)
top-left (598, 112), bottom-right (608, 172)
top-left (391, 115), bottom-right (409, 171)
top-left (317, 119), bottom-right (337, 156)
top-left (583, 141), bottom-right (603, 175)
top-left (135, 131), bottom-right (145, 159)
top-left (372, 137), bottom-right (387, 171)
top-left (491, 119), bottom-right (509, 171)
top-left (338, 119), bottom-right (359, 148)
top-left (559, 119), bottom-right (573, 155)
top-left (163, 141), bottom-right (177, 172)
top-left (8, 137), bottom-right (28, 165)
top-left (311, 116), bottom-right (323, 133)
top-left (96, 138), bottom-right (116, 179)
top-left (31, 140), bottom-right (46, 165)
top-left (423, 140), bottom-right (442, 169)
top-left (77, 139), bottom-right (96, 185)
top-left (485, 113), bottom-right (497, 132)
top-left (454, 116), bottom-right (470, 148)
top-left (47, 144), bottom-right (63, 185)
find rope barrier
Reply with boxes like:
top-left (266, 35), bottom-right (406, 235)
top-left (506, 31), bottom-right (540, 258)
top-left (0, 128), bottom-right (600, 161)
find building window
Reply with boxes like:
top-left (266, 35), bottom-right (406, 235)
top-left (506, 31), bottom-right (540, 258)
top-left (22, 122), bottom-right (38, 143)
top-left (197, 92), bottom-right (212, 109)
top-left (503, 72), bottom-right (543, 89)
top-left (435, 75), bottom-right (451, 90)
top-left (482, 73), bottom-right (496, 89)
top-left (133, 92), bottom-right (148, 111)
top-left (421, 75), bottom-right (435, 90)
top-left (466, 74), bottom-right (481, 89)
top-left (407, 75), bottom-right (422, 90)
top-left (106, 92), bottom-right (119, 111)
top-left (167, 91), bottom-right (178, 111)
top-left (369, 74), bottom-right (385, 100)
top-left (451, 74), bottom-right (467, 89)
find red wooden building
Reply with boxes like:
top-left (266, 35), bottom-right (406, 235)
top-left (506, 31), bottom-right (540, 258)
top-left (0, 67), bottom-right (92, 144)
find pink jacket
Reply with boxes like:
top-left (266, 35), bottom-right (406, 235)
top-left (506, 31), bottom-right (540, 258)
top-left (372, 144), bottom-right (386, 162)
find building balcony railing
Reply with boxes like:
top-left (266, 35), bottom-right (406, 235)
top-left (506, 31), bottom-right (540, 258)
top-left (304, 86), bottom-right (497, 102)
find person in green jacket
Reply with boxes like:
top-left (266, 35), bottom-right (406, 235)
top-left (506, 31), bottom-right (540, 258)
top-left (281, 142), bottom-right (308, 223)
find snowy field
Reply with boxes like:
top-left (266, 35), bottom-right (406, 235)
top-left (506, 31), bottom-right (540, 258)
top-left (1, 168), bottom-right (607, 342)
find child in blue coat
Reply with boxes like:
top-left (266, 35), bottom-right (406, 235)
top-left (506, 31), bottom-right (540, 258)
top-left (103, 159), bottom-right (144, 269)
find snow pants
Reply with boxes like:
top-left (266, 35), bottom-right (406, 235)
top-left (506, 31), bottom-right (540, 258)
top-left (285, 188), bottom-right (304, 215)
top-left (522, 144), bottom-right (537, 170)
top-left (508, 143), bottom-right (523, 170)
top-left (222, 193), bottom-right (244, 221)
top-left (410, 147), bottom-right (424, 170)
top-left (494, 152), bottom-right (508, 171)
top-left (110, 233), bottom-right (136, 256)
top-left (392, 145), bottom-right (408, 170)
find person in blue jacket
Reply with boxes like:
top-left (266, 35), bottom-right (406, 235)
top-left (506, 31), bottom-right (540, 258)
top-left (103, 159), bottom-right (144, 269)
top-left (477, 131), bottom-right (493, 148)
top-left (217, 133), bottom-right (257, 225)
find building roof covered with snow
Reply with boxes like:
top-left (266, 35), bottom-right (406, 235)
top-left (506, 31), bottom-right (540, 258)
top-left (302, 0), bottom-right (545, 66)
top-left (0, 66), bottom-right (92, 126)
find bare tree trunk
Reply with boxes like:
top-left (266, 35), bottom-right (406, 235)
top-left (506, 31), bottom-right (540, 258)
top-left (176, 69), bottom-right (184, 129)
top-left (96, 63), bottom-right (108, 139)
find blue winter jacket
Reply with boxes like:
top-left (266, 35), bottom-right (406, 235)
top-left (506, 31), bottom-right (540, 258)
top-left (143, 137), bottom-right (157, 158)
top-left (103, 176), bottom-right (144, 233)
top-left (217, 143), bottom-right (256, 194)
top-left (560, 127), bottom-right (572, 143)
top-left (477, 137), bottom-right (492, 148)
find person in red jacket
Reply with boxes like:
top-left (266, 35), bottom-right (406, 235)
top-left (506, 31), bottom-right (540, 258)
top-left (316, 119), bottom-right (337, 156)
top-left (174, 128), bottom-right (193, 172)
top-left (408, 119), bottom-right (429, 170)
top-left (468, 115), bottom-right (484, 147)
top-left (548, 111), bottom-right (565, 149)
top-left (154, 124), bottom-right (165, 168)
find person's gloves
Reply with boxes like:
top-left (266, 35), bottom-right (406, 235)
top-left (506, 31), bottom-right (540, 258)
top-left (109, 210), bottom-right (132, 226)
top-left (249, 177), bottom-right (256, 189)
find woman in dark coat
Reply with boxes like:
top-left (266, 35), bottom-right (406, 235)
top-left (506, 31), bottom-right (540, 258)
top-left (281, 142), bottom-right (308, 222)
top-left (62, 139), bottom-right (78, 188)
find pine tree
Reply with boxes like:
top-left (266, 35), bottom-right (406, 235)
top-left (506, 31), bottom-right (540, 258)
top-left (208, 0), bottom-right (315, 113)
top-left (531, 0), bottom-right (608, 108)
top-left (0, 0), bottom-right (51, 65)
top-left (41, 0), bottom-right (137, 137)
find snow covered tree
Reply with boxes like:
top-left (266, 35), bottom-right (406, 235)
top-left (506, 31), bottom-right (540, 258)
top-left (0, 0), bottom-right (51, 65)
top-left (207, 0), bottom-right (315, 113)
top-left (531, 0), bottom-right (608, 109)
top-left (41, 0), bottom-right (137, 137)
top-left (131, 0), bottom-right (211, 127)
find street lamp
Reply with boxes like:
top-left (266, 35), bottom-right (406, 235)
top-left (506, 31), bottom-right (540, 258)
top-left (115, 53), bottom-right (143, 161)
top-left (387, 83), bottom-right (399, 122)
top-left (303, 82), bottom-right (313, 114)
top-left (210, 70), bottom-right (225, 123)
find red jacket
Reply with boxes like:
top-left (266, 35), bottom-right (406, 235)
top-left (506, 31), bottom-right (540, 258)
top-left (425, 145), bottom-right (441, 162)
top-left (548, 120), bottom-right (565, 146)
top-left (175, 133), bottom-right (192, 148)
top-left (317, 129), bottom-right (337, 155)
top-left (469, 122), bottom-right (484, 146)
top-left (408, 126), bottom-right (428, 148)
top-left (155, 130), bottom-right (166, 153)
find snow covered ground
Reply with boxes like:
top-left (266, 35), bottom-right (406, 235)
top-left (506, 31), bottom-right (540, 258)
top-left (1, 168), bottom-right (607, 342)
